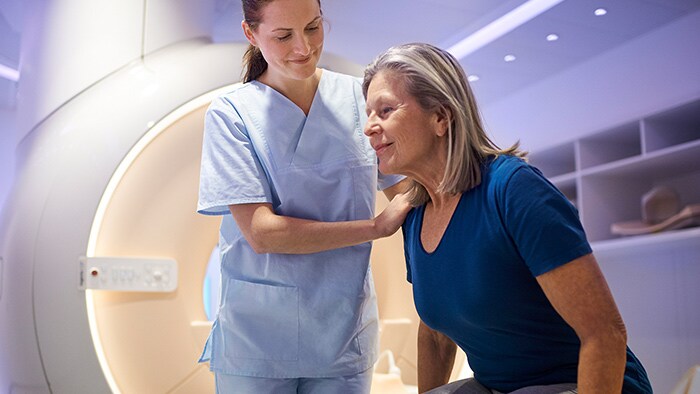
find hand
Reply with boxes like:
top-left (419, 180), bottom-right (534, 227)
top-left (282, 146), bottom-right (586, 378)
top-left (374, 192), bottom-right (412, 237)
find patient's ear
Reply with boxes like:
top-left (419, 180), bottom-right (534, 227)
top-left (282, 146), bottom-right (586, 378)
top-left (434, 107), bottom-right (451, 137)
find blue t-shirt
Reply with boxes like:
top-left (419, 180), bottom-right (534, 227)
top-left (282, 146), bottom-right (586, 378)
top-left (402, 155), bottom-right (651, 393)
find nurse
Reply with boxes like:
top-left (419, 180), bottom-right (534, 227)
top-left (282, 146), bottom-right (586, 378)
top-left (196, 0), bottom-right (409, 393)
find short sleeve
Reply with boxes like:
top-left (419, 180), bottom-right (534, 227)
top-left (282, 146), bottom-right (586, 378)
top-left (197, 97), bottom-right (273, 215)
top-left (501, 165), bottom-right (592, 276)
top-left (378, 172), bottom-right (405, 191)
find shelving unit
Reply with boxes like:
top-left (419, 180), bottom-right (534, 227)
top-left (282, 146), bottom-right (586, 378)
top-left (529, 96), bottom-right (700, 393)
top-left (529, 97), bottom-right (700, 245)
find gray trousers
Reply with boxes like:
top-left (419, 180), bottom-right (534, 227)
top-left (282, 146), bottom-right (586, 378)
top-left (214, 367), bottom-right (372, 394)
top-left (425, 378), bottom-right (577, 394)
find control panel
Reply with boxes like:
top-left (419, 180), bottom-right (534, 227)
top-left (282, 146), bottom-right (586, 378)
top-left (79, 256), bottom-right (178, 292)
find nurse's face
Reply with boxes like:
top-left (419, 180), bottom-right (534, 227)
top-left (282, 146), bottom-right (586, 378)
top-left (243, 0), bottom-right (324, 82)
top-left (364, 70), bottom-right (448, 178)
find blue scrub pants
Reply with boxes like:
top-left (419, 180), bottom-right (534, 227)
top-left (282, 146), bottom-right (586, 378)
top-left (214, 368), bottom-right (373, 394)
top-left (425, 378), bottom-right (577, 394)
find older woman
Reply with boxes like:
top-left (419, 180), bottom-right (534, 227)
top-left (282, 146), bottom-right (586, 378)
top-left (362, 43), bottom-right (652, 394)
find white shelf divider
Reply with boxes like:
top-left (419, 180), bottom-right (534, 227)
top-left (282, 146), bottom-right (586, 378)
top-left (531, 96), bottom-right (700, 244)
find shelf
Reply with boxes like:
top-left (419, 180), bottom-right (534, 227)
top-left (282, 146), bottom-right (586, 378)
top-left (528, 141), bottom-right (576, 178)
top-left (580, 138), bottom-right (700, 180)
top-left (643, 99), bottom-right (700, 153)
top-left (592, 226), bottom-right (700, 258)
top-left (531, 95), bottom-right (700, 243)
top-left (579, 139), bottom-right (700, 242)
top-left (579, 122), bottom-right (641, 170)
top-left (548, 172), bottom-right (577, 185)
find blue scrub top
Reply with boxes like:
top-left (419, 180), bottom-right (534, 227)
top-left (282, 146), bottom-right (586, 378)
top-left (197, 70), bottom-right (403, 378)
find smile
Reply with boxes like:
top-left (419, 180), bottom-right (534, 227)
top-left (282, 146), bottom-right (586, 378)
top-left (373, 142), bottom-right (393, 156)
top-left (289, 56), bottom-right (312, 64)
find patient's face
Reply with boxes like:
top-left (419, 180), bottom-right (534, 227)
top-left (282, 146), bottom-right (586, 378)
top-left (364, 70), bottom-right (444, 177)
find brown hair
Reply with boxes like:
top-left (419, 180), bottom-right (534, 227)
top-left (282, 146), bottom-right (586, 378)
top-left (363, 43), bottom-right (526, 206)
top-left (241, 0), bottom-right (322, 83)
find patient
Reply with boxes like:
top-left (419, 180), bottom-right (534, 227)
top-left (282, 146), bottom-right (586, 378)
top-left (362, 42), bottom-right (653, 394)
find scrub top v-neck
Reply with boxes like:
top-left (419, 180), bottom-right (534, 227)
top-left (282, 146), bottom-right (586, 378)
top-left (197, 69), bottom-right (402, 378)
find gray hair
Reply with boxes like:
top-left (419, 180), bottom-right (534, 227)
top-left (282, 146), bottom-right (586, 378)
top-left (362, 42), bottom-right (525, 206)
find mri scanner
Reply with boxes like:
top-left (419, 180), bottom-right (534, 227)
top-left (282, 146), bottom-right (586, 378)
top-left (0, 1), bottom-right (465, 392)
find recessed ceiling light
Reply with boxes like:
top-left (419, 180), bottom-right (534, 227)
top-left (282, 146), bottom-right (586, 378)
top-left (546, 33), bottom-right (559, 41)
top-left (594, 8), bottom-right (607, 16)
top-left (446, 0), bottom-right (565, 59)
top-left (504, 54), bottom-right (516, 62)
top-left (468, 75), bottom-right (480, 82)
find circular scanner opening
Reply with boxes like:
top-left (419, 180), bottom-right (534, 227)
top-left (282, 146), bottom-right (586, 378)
top-left (82, 87), bottom-right (462, 393)
top-left (87, 99), bottom-right (221, 393)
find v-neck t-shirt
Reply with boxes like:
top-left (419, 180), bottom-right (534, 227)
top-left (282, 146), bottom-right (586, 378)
top-left (402, 155), bottom-right (651, 393)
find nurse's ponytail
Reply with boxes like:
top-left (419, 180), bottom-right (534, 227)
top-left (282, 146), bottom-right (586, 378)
top-left (242, 44), bottom-right (267, 83)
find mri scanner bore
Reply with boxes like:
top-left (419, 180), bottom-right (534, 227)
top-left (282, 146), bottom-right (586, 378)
top-left (85, 94), bottom-right (225, 393)
top-left (0, 36), bottom-right (452, 393)
top-left (0, 1), bottom-right (467, 391)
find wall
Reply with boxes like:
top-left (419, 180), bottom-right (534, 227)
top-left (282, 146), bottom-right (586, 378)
top-left (0, 0), bottom-right (20, 217)
top-left (0, 106), bottom-right (16, 216)
top-left (482, 9), bottom-right (700, 152)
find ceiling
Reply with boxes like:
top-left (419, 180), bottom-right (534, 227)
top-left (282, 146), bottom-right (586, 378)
top-left (1, 0), bottom-right (699, 110)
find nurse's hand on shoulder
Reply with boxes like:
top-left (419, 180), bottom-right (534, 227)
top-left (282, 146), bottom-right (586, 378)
top-left (375, 192), bottom-right (412, 237)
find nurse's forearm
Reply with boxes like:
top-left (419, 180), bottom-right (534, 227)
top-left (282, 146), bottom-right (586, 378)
top-left (229, 197), bottom-right (410, 254)
top-left (252, 216), bottom-right (385, 254)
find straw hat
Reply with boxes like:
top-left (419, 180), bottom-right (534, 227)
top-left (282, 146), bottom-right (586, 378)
top-left (611, 186), bottom-right (700, 236)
